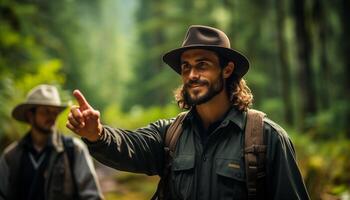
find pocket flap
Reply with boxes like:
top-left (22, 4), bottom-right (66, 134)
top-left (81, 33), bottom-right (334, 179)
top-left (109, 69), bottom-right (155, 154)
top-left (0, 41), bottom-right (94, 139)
top-left (172, 155), bottom-right (195, 171)
top-left (216, 158), bottom-right (245, 182)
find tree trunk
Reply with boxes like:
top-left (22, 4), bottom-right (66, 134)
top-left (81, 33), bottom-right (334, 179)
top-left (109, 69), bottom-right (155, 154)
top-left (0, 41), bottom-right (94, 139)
top-left (313, 0), bottom-right (330, 109)
top-left (275, 0), bottom-right (294, 125)
top-left (292, 0), bottom-right (317, 130)
top-left (340, 0), bottom-right (350, 137)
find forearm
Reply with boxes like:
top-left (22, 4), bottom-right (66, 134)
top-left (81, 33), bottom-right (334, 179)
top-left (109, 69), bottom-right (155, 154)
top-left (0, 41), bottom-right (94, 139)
top-left (83, 121), bottom-right (168, 175)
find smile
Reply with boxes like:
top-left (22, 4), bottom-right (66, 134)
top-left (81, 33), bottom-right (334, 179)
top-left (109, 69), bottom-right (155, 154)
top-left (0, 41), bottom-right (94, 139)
top-left (189, 84), bottom-right (206, 88)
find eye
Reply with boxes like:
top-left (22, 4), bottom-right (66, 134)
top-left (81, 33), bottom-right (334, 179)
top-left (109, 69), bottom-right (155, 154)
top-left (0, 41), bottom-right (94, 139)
top-left (197, 61), bottom-right (209, 69)
top-left (181, 63), bottom-right (191, 73)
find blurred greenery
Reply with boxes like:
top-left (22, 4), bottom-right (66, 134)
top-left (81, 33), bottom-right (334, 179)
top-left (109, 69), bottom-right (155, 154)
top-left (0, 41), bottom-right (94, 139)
top-left (1, 0), bottom-right (349, 199)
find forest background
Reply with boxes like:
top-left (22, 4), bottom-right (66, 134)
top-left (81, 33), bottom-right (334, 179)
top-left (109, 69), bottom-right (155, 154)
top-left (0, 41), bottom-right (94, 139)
top-left (0, 0), bottom-right (349, 199)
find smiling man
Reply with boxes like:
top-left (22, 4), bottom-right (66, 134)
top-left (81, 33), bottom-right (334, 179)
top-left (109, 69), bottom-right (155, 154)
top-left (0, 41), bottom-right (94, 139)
top-left (66, 25), bottom-right (310, 200)
top-left (0, 84), bottom-right (103, 200)
top-left (181, 49), bottom-right (229, 109)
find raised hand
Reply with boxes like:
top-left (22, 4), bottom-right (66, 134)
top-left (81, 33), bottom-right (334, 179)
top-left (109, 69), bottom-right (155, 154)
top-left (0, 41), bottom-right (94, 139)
top-left (66, 90), bottom-right (103, 142)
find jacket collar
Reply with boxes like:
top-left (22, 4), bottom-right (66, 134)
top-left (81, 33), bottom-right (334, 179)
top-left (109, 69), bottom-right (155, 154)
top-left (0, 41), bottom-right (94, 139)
top-left (184, 106), bottom-right (246, 130)
top-left (222, 107), bottom-right (246, 130)
top-left (18, 130), bottom-right (64, 153)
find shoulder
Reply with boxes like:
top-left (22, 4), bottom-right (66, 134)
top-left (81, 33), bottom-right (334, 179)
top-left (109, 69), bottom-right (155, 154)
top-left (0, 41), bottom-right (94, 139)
top-left (247, 109), bottom-right (290, 142)
top-left (2, 141), bottom-right (21, 159)
top-left (61, 135), bottom-right (88, 154)
top-left (136, 118), bottom-right (175, 136)
top-left (263, 117), bottom-right (296, 156)
top-left (71, 136), bottom-right (87, 149)
top-left (263, 117), bottom-right (290, 140)
top-left (72, 137), bottom-right (90, 156)
top-left (1, 141), bottom-right (21, 168)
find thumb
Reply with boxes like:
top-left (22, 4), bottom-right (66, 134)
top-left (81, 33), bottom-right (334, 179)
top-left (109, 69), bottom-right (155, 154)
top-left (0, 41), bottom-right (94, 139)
top-left (73, 90), bottom-right (92, 110)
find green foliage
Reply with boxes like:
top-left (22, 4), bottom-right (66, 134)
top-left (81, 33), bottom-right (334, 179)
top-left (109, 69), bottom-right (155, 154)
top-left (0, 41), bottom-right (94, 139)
top-left (1, 0), bottom-right (349, 199)
top-left (259, 98), bottom-right (284, 122)
top-left (103, 103), bottom-right (180, 129)
top-left (113, 172), bottom-right (158, 199)
top-left (290, 132), bottom-right (350, 199)
top-left (0, 60), bottom-right (67, 149)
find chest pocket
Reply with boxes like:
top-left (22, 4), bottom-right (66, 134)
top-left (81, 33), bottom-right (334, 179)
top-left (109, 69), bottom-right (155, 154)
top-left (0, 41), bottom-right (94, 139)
top-left (215, 157), bottom-right (247, 200)
top-left (171, 155), bottom-right (195, 200)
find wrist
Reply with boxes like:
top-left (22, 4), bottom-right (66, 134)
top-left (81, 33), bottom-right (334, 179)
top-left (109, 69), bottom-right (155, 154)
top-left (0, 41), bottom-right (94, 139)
top-left (85, 124), bottom-right (104, 142)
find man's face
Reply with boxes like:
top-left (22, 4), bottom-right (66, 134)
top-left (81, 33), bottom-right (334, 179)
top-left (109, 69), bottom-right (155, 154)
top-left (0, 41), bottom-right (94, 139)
top-left (29, 106), bottom-right (61, 134)
top-left (180, 49), bottom-right (225, 106)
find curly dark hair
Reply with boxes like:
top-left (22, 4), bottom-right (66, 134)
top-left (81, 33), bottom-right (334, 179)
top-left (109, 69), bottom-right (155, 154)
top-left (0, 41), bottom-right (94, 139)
top-left (173, 55), bottom-right (253, 111)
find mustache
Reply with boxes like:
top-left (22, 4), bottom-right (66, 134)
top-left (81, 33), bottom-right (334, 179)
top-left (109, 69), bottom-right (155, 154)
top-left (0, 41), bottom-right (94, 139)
top-left (184, 79), bottom-right (209, 88)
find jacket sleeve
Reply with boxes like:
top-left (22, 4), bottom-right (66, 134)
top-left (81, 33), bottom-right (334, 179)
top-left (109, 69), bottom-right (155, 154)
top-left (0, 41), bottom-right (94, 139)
top-left (82, 119), bottom-right (171, 176)
top-left (0, 154), bottom-right (9, 200)
top-left (72, 138), bottom-right (104, 200)
top-left (264, 118), bottom-right (310, 200)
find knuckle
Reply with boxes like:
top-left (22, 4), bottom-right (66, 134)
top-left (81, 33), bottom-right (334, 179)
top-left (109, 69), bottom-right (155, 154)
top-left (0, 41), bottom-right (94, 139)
top-left (70, 105), bottom-right (77, 111)
top-left (66, 123), bottom-right (73, 130)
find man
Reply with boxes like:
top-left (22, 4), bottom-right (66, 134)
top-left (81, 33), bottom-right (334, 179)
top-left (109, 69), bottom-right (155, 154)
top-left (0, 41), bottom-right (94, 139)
top-left (66, 25), bottom-right (310, 199)
top-left (0, 84), bottom-right (103, 200)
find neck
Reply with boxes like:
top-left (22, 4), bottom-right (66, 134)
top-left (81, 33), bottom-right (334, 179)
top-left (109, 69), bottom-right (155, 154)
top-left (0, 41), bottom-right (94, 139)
top-left (195, 89), bottom-right (231, 130)
top-left (30, 128), bottom-right (50, 152)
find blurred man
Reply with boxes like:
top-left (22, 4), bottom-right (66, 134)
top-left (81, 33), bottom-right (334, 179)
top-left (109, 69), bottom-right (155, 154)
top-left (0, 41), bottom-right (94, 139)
top-left (0, 84), bottom-right (103, 200)
top-left (67, 25), bottom-right (310, 199)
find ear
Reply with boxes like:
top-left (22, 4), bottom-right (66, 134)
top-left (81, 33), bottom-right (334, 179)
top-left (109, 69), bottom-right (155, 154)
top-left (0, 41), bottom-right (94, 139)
top-left (223, 61), bottom-right (234, 79)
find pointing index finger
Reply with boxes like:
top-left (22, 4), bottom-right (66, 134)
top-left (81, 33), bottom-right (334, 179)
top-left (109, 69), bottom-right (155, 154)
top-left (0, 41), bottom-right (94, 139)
top-left (73, 89), bottom-right (91, 109)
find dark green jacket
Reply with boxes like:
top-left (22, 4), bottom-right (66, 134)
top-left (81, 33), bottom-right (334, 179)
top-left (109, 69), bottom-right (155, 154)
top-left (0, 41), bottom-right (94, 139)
top-left (84, 108), bottom-right (310, 200)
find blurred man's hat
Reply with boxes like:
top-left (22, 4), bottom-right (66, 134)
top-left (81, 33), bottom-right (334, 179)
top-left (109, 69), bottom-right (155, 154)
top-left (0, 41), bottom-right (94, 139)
top-left (12, 84), bottom-right (67, 123)
top-left (163, 25), bottom-right (249, 79)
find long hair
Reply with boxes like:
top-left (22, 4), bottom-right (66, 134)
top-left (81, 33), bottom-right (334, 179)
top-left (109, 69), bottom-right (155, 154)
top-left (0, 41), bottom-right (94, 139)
top-left (174, 56), bottom-right (253, 111)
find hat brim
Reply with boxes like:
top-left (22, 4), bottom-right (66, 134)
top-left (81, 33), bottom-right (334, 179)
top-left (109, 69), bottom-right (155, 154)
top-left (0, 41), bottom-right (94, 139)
top-left (163, 45), bottom-right (249, 79)
top-left (12, 103), bottom-right (67, 123)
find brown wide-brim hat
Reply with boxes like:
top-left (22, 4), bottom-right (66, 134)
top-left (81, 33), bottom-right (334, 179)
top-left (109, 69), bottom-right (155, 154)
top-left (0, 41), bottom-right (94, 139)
top-left (12, 84), bottom-right (67, 123)
top-left (163, 25), bottom-right (249, 79)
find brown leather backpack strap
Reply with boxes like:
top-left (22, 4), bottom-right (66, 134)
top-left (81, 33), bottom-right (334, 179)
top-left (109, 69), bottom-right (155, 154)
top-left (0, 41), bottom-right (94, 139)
top-left (244, 109), bottom-right (267, 200)
top-left (152, 112), bottom-right (188, 200)
top-left (165, 112), bottom-right (188, 156)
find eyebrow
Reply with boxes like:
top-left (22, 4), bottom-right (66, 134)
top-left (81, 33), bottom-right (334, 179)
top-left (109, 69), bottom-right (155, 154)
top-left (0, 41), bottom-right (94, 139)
top-left (195, 57), bottom-right (210, 62)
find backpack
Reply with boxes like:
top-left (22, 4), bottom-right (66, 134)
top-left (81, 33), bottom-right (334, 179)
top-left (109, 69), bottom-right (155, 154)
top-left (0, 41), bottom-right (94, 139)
top-left (153, 109), bottom-right (267, 200)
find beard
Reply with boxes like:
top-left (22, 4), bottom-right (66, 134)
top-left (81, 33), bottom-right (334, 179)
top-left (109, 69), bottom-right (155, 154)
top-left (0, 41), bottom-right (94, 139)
top-left (183, 72), bottom-right (224, 106)
top-left (32, 118), bottom-right (55, 135)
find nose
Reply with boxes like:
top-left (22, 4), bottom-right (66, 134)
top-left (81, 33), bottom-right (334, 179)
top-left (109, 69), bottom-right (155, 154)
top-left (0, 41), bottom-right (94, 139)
top-left (188, 68), bottom-right (200, 80)
top-left (47, 110), bottom-right (59, 120)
